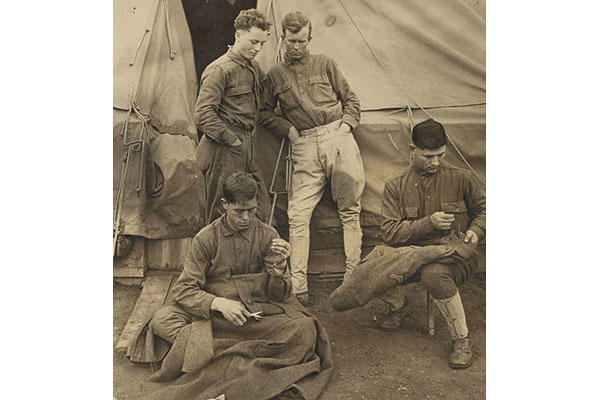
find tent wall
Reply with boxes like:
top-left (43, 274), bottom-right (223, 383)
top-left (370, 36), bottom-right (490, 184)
top-left (256, 0), bottom-right (485, 110)
top-left (114, 0), bottom-right (203, 259)
top-left (253, 0), bottom-right (486, 254)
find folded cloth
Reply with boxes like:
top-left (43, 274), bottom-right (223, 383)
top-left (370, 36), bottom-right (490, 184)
top-left (328, 233), bottom-right (478, 312)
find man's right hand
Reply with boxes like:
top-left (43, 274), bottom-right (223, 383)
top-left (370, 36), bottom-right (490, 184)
top-left (430, 212), bottom-right (455, 230)
top-left (210, 297), bottom-right (251, 326)
top-left (230, 138), bottom-right (242, 147)
top-left (288, 126), bottom-right (300, 142)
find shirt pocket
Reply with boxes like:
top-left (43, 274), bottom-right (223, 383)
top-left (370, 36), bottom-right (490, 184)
top-left (309, 75), bottom-right (337, 104)
top-left (403, 206), bottom-right (420, 220)
top-left (441, 201), bottom-right (469, 232)
top-left (225, 85), bottom-right (254, 110)
top-left (273, 81), bottom-right (296, 110)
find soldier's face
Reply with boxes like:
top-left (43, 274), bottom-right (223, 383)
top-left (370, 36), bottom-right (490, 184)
top-left (283, 25), bottom-right (311, 60)
top-left (235, 26), bottom-right (269, 60)
top-left (412, 145), bottom-right (446, 175)
top-left (222, 197), bottom-right (258, 231)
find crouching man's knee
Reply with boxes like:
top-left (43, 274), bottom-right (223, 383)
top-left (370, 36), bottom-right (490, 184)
top-left (150, 304), bottom-right (193, 344)
top-left (420, 263), bottom-right (458, 300)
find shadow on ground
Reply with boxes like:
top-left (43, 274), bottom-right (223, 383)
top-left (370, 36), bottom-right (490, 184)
top-left (114, 274), bottom-right (485, 399)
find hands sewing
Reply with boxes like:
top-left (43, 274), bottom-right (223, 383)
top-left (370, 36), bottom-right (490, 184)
top-left (430, 211), bottom-right (455, 230)
top-left (463, 229), bottom-right (479, 246)
top-left (210, 297), bottom-right (251, 326)
top-left (267, 238), bottom-right (291, 278)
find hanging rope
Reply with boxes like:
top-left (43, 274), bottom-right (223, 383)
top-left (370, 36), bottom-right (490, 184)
top-left (129, 29), bottom-right (150, 66)
top-left (266, 0), bottom-right (291, 227)
top-left (336, 0), bottom-right (485, 186)
top-left (113, 103), bottom-right (151, 256)
top-left (162, 0), bottom-right (176, 59)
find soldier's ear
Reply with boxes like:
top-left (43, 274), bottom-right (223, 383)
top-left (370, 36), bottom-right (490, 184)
top-left (220, 198), bottom-right (229, 211)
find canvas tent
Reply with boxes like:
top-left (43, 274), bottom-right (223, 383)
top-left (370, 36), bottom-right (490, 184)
top-left (253, 0), bottom-right (485, 251)
top-left (113, 0), bottom-right (485, 275)
top-left (113, 0), bottom-right (204, 275)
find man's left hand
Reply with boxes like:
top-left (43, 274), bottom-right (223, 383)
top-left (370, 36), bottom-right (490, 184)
top-left (338, 122), bottom-right (351, 133)
top-left (464, 230), bottom-right (479, 246)
top-left (269, 238), bottom-right (291, 263)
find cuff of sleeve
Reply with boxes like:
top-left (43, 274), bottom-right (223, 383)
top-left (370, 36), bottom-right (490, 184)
top-left (221, 129), bottom-right (239, 146)
top-left (468, 225), bottom-right (485, 242)
top-left (413, 215), bottom-right (437, 237)
top-left (202, 294), bottom-right (217, 317)
top-left (341, 114), bottom-right (359, 130)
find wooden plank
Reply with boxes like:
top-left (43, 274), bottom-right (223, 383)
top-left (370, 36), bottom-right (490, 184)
top-left (115, 274), bottom-right (174, 352)
top-left (113, 235), bottom-right (146, 278)
top-left (113, 267), bottom-right (145, 278)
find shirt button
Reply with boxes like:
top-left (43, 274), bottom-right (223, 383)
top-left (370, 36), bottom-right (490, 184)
top-left (297, 73), bottom-right (302, 78)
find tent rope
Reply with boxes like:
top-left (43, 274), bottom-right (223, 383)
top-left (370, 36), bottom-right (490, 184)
top-left (162, 0), bottom-right (176, 59)
top-left (336, 0), bottom-right (485, 186)
top-left (266, 0), bottom-right (291, 227)
top-left (113, 103), bottom-right (150, 256)
top-left (129, 29), bottom-right (150, 66)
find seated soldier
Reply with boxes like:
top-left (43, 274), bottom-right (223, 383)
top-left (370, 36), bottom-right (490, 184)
top-left (147, 172), bottom-right (332, 400)
top-left (376, 119), bottom-right (485, 368)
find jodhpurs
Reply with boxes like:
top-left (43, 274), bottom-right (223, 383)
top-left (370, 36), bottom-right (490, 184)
top-left (288, 119), bottom-right (365, 294)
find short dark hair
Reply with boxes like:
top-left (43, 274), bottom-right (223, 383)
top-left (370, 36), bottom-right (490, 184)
top-left (222, 172), bottom-right (258, 203)
top-left (411, 119), bottom-right (447, 150)
top-left (281, 11), bottom-right (312, 38)
top-left (234, 9), bottom-right (272, 32)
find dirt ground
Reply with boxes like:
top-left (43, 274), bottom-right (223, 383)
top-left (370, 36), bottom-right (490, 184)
top-left (114, 273), bottom-right (485, 400)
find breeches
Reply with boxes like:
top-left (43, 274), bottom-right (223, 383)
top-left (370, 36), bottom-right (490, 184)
top-left (380, 262), bottom-right (469, 309)
top-left (287, 120), bottom-right (366, 294)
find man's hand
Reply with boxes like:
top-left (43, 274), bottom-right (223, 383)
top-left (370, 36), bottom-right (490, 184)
top-left (430, 212), bottom-right (455, 230)
top-left (269, 238), bottom-right (291, 264)
top-left (230, 138), bottom-right (242, 147)
top-left (464, 229), bottom-right (479, 246)
top-left (338, 122), bottom-right (351, 133)
top-left (210, 297), bottom-right (251, 326)
top-left (288, 126), bottom-right (301, 142)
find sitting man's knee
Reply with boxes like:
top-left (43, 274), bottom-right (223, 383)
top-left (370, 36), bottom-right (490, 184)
top-left (150, 304), bottom-right (191, 344)
top-left (420, 263), bottom-right (457, 299)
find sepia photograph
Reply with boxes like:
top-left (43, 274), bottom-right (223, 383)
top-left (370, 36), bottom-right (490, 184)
top-left (6, 1), bottom-right (600, 399)
top-left (113, 0), bottom-right (486, 398)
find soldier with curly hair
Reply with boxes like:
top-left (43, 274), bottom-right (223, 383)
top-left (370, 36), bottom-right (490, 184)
top-left (195, 9), bottom-right (290, 225)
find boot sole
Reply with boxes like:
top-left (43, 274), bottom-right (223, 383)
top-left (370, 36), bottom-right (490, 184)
top-left (449, 360), bottom-right (473, 369)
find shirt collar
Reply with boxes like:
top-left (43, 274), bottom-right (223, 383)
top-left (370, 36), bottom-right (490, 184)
top-left (284, 50), bottom-right (310, 65)
top-left (227, 47), bottom-right (251, 68)
top-left (220, 215), bottom-right (253, 241)
top-left (412, 164), bottom-right (439, 178)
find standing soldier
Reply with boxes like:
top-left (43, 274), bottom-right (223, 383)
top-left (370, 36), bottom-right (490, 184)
top-left (195, 9), bottom-right (289, 225)
top-left (262, 11), bottom-right (365, 305)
